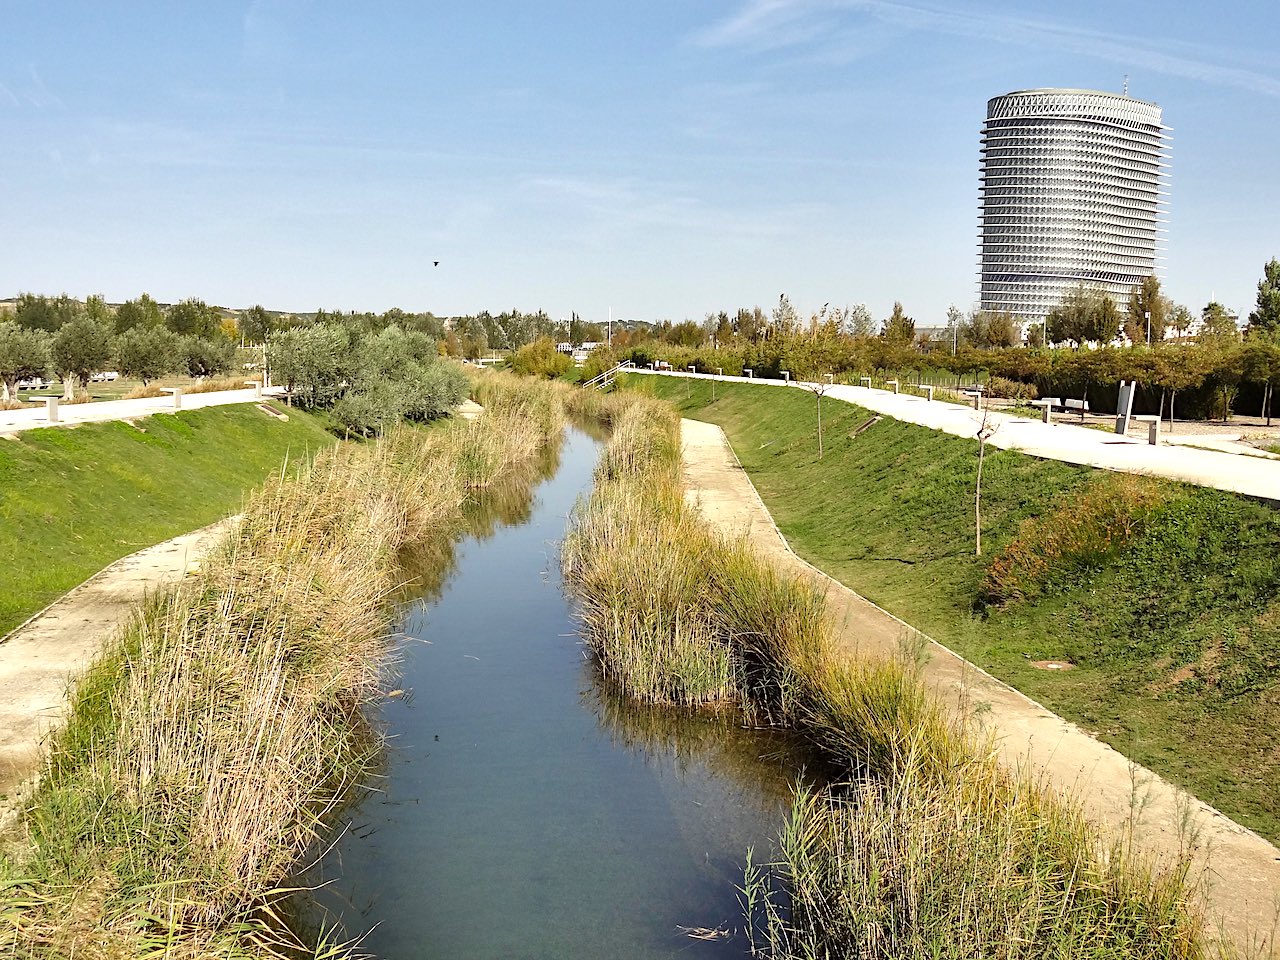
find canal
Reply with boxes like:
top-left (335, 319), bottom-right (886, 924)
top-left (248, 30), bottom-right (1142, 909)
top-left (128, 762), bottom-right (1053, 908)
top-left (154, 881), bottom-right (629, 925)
top-left (316, 428), bottom-right (803, 958)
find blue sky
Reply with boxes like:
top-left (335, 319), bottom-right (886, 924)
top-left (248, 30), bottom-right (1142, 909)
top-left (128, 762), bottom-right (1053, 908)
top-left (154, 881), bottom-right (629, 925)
top-left (3, 1), bottom-right (1276, 327)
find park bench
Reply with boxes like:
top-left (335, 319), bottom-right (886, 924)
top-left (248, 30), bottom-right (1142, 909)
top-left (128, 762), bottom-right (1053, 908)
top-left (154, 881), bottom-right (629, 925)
top-left (1060, 398), bottom-right (1090, 419)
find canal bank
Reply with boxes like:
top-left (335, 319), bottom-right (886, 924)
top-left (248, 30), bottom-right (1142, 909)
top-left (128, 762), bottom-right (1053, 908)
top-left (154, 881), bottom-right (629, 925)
top-left (678, 415), bottom-right (1280, 950)
top-left (313, 427), bottom-right (811, 959)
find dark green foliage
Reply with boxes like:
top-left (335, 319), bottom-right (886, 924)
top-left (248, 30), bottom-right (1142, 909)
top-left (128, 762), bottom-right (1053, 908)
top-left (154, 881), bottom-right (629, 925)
top-left (114, 326), bottom-right (180, 384)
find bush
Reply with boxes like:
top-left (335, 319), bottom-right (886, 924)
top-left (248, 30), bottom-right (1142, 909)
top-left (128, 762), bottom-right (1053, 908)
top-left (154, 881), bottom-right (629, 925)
top-left (510, 337), bottom-right (572, 379)
top-left (984, 375), bottom-right (1038, 400)
top-left (980, 474), bottom-right (1169, 605)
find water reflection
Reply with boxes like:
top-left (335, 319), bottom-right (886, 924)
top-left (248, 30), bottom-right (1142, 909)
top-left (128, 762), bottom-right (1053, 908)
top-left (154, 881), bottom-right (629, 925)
top-left (309, 429), bottom-right (806, 959)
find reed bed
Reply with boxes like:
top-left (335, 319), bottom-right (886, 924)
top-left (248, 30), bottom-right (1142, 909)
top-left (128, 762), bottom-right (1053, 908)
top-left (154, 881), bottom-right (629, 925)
top-left (0, 389), bottom-right (562, 959)
top-left (563, 385), bottom-right (1214, 960)
top-left (562, 392), bottom-right (823, 716)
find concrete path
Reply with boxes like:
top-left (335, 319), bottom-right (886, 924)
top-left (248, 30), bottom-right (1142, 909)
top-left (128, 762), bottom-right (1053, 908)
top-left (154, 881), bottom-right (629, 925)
top-left (680, 417), bottom-right (1280, 952)
top-left (637, 370), bottom-right (1280, 504)
top-left (0, 387), bottom-right (286, 436)
top-left (0, 522), bottom-right (233, 809)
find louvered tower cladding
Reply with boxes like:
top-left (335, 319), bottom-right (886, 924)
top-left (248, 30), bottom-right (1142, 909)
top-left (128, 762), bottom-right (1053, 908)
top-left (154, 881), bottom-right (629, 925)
top-left (978, 89), bottom-right (1169, 324)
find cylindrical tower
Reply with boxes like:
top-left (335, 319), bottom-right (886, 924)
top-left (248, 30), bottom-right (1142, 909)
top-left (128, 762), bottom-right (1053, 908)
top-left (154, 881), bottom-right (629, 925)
top-left (978, 88), bottom-right (1169, 325)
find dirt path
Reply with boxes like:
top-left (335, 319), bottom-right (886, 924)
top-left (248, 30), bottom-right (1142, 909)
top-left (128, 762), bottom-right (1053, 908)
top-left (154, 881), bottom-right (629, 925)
top-left (680, 417), bottom-right (1280, 952)
top-left (0, 521), bottom-right (233, 808)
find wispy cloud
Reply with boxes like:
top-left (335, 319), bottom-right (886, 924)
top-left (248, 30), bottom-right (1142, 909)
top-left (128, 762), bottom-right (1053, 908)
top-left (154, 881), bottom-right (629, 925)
top-left (24, 65), bottom-right (64, 110)
top-left (695, 0), bottom-right (1280, 98)
top-left (0, 82), bottom-right (18, 107)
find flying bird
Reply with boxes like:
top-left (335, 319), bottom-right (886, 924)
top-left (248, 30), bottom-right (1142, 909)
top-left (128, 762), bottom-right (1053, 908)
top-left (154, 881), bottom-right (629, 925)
top-left (433, 261), bottom-right (440, 267)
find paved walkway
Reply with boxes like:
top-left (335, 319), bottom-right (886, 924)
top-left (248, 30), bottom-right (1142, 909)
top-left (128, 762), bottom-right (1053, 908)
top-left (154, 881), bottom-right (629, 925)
top-left (637, 370), bottom-right (1280, 503)
top-left (680, 417), bottom-right (1279, 951)
top-left (0, 522), bottom-right (232, 814)
top-left (0, 387), bottom-right (285, 435)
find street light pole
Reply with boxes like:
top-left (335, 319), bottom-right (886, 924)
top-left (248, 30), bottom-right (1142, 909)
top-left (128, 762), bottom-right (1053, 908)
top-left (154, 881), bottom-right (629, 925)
top-left (1145, 310), bottom-right (1151, 346)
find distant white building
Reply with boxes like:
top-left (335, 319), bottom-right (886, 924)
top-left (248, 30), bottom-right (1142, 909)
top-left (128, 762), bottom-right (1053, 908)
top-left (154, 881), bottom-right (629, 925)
top-left (979, 88), bottom-right (1169, 324)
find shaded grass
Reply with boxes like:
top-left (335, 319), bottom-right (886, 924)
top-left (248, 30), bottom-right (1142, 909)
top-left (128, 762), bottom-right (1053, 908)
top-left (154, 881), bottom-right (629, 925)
top-left (0, 404), bottom-right (337, 637)
top-left (632, 373), bottom-right (1280, 844)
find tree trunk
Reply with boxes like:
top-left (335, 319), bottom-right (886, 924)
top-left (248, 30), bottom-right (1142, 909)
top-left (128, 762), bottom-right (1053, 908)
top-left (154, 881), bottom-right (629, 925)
top-left (62, 373), bottom-right (78, 401)
top-left (816, 393), bottom-right (824, 459)
top-left (1169, 390), bottom-right (1176, 433)
top-left (975, 438), bottom-right (986, 556)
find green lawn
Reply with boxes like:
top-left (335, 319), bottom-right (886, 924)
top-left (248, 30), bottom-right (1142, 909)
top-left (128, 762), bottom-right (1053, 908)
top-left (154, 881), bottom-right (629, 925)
top-left (0, 403), bottom-right (336, 636)
top-left (631, 375), bottom-right (1280, 842)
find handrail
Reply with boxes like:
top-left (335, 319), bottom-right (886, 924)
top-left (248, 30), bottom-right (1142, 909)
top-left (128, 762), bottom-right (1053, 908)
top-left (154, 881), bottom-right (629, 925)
top-left (581, 360), bottom-right (635, 390)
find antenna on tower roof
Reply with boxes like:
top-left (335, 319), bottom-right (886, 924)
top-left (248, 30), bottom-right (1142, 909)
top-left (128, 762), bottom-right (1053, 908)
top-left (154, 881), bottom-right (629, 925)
top-left (1123, 75), bottom-right (1130, 97)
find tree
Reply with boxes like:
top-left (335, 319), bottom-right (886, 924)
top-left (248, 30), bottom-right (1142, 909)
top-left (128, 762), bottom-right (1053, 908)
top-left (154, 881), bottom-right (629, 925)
top-left (945, 304), bottom-right (964, 353)
top-left (15, 293), bottom-right (80, 332)
top-left (772, 295), bottom-right (800, 336)
top-left (1125, 275), bottom-right (1167, 345)
top-left (805, 380), bottom-right (831, 459)
top-left (1148, 346), bottom-right (1210, 431)
top-left (962, 310), bottom-right (1020, 349)
top-left (1046, 285), bottom-right (1120, 347)
top-left (881, 302), bottom-right (915, 345)
top-left (269, 325), bottom-right (352, 407)
top-left (51, 316), bottom-right (113, 398)
top-left (847, 303), bottom-right (875, 339)
top-left (1167, 302), bottom-right (1195, 342)
top-left (1199, 301), bottom-right (1239, 348)
top-left (165, 298), bottom-right (222, 339)
top-left (1025, 322), bottom-right (1046, 349)
top-left (1241, 334), bottom-right (1280, 425)
top-left (510, 337), bottom-right (571, 378)
top-left (115, 326), bottom-right (180, 384)
top-left (181, 336), bottom-right (236, 379)
top-left (1247, 257), bottom-right (1280, 337)
top-left (0, 322), bottom-right (50, 401)
top-left (239, 304), bottom-right (274, 344)
top-left (974, 407), bottom-right (998, 556)
top-left (114, 293), bottom-right (165, 333)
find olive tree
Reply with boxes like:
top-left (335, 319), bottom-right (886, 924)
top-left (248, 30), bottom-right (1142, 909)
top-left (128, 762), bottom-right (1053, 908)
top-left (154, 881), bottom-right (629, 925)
top-left (0, 322), bottom-right (50, 401)
top-left (115, 326), bottom-right (180, 384)
top-left (51, 316), bottom-right (114, 398)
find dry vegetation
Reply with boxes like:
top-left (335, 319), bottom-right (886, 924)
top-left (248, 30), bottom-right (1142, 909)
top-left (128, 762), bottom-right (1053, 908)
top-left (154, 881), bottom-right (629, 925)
top-left (0, 375), bottom-right (562, 959)
top-left (563, 384), bottom-right (1215, 960)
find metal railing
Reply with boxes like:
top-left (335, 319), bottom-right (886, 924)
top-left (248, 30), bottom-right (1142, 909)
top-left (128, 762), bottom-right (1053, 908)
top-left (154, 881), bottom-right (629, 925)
top-left (580, 360), bottom-right (635, 391)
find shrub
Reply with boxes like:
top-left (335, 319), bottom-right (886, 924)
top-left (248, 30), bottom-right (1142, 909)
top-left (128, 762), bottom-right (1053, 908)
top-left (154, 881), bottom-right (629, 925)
top-left (980, 473), bottom-right (1170, 605)
top-left (985, 375), bottom-right (1038, 400)
top-left (510, 337), bottom-right (571, 379)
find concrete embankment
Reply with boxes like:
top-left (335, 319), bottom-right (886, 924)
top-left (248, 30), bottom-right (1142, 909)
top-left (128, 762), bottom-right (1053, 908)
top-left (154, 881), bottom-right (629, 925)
top-left (0, 522), bottom-right (229, 809)
top-left (679, 416), bottom-right (1280, 951)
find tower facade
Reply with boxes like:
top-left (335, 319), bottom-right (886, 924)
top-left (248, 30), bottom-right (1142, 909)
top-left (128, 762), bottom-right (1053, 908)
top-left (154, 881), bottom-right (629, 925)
top-left (978, 89), bottom-right (1169, 324)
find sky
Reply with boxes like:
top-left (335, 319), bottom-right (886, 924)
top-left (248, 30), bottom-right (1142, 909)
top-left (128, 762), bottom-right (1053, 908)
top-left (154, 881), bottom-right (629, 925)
top-left (2, 0), bottom-right (1277, 327)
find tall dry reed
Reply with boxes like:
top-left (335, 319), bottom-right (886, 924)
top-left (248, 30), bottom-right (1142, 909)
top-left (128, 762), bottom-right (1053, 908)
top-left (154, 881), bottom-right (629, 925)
top-left (0, 386), bottom-right (562, 959)
top-left (561, 384), bottom-right (1214, 960)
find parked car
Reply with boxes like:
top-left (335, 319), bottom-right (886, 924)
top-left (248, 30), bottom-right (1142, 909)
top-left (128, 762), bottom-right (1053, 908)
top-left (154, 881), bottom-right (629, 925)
top-left (90, 371), bottom-right (120, 382)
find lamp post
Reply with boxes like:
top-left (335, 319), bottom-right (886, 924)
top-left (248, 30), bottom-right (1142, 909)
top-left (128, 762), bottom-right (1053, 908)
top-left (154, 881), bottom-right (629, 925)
top-left (1145, 310), bottom-right (1151, 346)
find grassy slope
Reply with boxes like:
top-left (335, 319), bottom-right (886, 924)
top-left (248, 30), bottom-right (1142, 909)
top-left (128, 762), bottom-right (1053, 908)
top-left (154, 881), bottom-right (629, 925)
top-left (0, 403), bottom-right (336, 635)
top-left (633, 375), bottom-right (1280, 842)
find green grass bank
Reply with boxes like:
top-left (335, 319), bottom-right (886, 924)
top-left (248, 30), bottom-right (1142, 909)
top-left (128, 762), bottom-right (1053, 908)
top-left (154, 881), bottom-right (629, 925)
top-left (0, 404), bottom-right (337, 637)
top-left (0, 376), bottom-right (563, 958)
top-left (630, 373), bottom-right (1280, 844)
top-left (563, 384), bottom-right (1209, 959)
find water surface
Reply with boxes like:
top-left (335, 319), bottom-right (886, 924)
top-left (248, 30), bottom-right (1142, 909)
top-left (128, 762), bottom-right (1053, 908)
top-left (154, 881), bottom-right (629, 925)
top-left (320, 429), bottom-right (802, 958)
